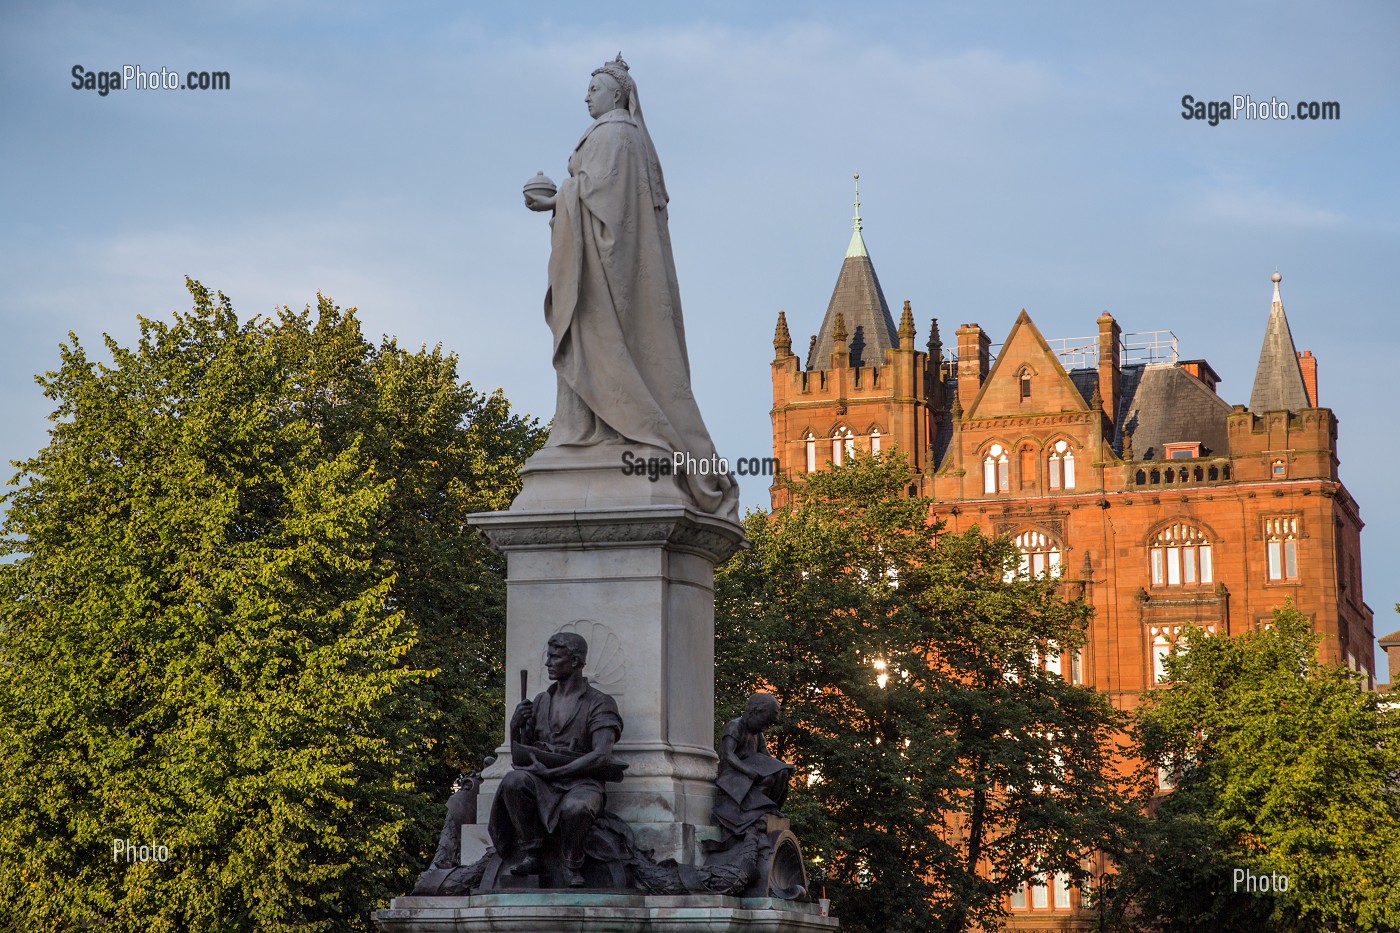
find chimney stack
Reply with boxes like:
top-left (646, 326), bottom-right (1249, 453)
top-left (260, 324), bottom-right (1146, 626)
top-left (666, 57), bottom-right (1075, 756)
top-left (956, 323), bottom-right (989, 413)
top-left (1097, 312), bottom-right (1121, 428)
top-left (1297, 350), bottom-right (1318, 407)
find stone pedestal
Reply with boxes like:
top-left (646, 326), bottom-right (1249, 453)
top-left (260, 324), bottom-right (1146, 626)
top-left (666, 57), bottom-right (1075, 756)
top-left (466, 453), bottom-right (746, 865)
top-left (374, 892), bottom-right (838, 933)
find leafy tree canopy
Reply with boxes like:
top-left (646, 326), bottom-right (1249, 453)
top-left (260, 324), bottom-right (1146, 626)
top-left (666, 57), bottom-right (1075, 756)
top-left (1112, 603), bottom-right (1400, 932)
top-left (715, 454), bottom-right (1145, 933)
top-left (0, 281), bottom-right (543, 931)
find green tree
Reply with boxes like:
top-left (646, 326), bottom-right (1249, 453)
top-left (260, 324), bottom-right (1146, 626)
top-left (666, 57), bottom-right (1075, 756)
top-left (715, 454), bottom-right (1144, 933)
top-left (1110, 603), bottom-right (1400, 932)
top-left (0, 281), bottom-right (543, 931)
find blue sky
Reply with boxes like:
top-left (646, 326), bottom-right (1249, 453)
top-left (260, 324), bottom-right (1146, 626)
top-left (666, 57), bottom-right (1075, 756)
top-left (2, 1), bottom-right (1397, 676)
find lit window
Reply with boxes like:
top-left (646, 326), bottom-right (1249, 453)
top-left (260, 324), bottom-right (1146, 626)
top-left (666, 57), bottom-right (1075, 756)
top-left (1048, 440), bottom-right (1076, 490)
top-left (1149, 523), bottom-right (1213, 586)
top-left (1015, 529), bottom-right (1062, 579)
top-left (1148, 624), bottom-right (1210, 685)
top-left (804, 433), bottom-right (816, 473)
top-left (1045, 641), bottom-right (1062, 677)
top-left (832, 426), bottom-right (854, 466)
top-left (1152, 630), bottom-right (1174, 683)
top-left (1271, 459), bottom-right (1286, 477)
top-left (1032, 875), bottom-right (1048, 909)
top-left (1010, 880), bottom-right (1027, 909)
top-left (1054, 872), bottom-right (1071, 909)
top-left (1070, 648), bottom-right (1083, 684)
top-left (1265, 516), bottom-right (1299, 580)
top-left (983, 443), bottom-right (1010, 494)
top-left (870, 428), bottom-right (881, 456)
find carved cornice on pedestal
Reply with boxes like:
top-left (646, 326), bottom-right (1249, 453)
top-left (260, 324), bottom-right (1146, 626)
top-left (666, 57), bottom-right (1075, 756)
top-left (469, 506), bottom-right (747, 564)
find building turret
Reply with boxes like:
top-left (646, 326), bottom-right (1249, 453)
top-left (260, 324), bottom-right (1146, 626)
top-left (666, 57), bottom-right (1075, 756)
top-left (805, 174), bottom-right (899, 370)
top-left (1249, 272), bottom-right (1311, 413)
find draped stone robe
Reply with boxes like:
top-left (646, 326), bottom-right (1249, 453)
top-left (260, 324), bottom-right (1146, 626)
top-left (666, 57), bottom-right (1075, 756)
top-left (543, 108), bottom-right (738, 521)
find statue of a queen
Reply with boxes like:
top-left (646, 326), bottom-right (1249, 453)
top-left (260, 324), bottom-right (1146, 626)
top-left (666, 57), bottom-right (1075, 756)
top-left (524, 55), bottom-right (739, 522)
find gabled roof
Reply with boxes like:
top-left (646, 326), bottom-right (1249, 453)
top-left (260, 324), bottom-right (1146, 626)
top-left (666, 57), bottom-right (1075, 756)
top-left (806, 180), bottom-right (900, 370)
top-left (1249, 274), bottom-right (1311, 413)
top-left (964, 310), bottom-right (1091, 419)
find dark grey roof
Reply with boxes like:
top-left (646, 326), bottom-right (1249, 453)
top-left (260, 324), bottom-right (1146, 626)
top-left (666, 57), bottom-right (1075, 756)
top-left (1118, 363), bottom-right (1233, 460)
top-left (1249, 282), bottom-right (1310, 413)
top-left (932, 387), bottom-right (954, 471)
top-left (1069, 370), bottom-right (1097, 407)
top-left (806, 254), bottom-right (900, 370)
top-left (1112, 364), bottom-right (1145, 455)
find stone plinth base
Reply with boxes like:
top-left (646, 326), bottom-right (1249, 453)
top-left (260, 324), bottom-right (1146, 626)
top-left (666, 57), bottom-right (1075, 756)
top-left (467, 504), bottom-right (745, 866)
top-left (372, 892), bottom-right (838, 933)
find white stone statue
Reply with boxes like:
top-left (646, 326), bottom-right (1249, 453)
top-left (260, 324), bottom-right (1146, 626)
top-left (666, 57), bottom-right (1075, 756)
top-left (523, 55), bottom-right (738, 522)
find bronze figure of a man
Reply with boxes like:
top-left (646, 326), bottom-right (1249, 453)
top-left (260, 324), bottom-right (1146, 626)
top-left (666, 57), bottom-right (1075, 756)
top-left (488, 632), bottom-right (624, 887)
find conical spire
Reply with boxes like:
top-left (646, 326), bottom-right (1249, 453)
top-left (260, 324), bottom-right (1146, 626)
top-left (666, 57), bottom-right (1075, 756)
top-left (773, 310), bottom-right (793, 358)
top-left (806, 176), bottom-right (899, 369)
top-left (1249, 272), bottom-right (1311, 413)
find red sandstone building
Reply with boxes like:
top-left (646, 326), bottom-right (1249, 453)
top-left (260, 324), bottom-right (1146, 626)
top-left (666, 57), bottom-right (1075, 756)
top-left (767, 204), bottom-right (1376, 927)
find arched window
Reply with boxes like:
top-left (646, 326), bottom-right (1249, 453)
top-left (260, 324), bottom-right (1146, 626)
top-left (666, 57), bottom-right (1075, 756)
top-left (1149, 523), bottom-right (1213, 586)
top-left (870, 428), bottom-right (881, 456)
top-left (1048, 439), bottom-right (1076, 490)
top-left (1019, 367), bottom-right (1032, 400)
top-left (1150, 623), bottom-right (1213, 685)
top-left (983, 443), bottom-right (1010, 494)
top-left (1152, 630), bottom-right (1173, 683)
top-left (1265, 516), bottom-right (1299, 580)
top-left (804, 433), bottom-right (816, 473)
top-left (832, 426), bottom-right (854, 466)
top-left (1015, 529), bottom-right (1062, 578)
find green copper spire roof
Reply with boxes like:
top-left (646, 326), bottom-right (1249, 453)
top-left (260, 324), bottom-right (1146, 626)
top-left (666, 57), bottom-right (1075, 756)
top-left (807, 175), bottom-right (899, 370)
top-left (846, 171), bottom-right (868, 258)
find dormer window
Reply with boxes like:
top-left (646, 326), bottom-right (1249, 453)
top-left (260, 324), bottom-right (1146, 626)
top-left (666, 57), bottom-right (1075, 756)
top-left (1163, 442), bottom-right (1201, 460)
top-left (1019, 368), bottom-right (1032, 400)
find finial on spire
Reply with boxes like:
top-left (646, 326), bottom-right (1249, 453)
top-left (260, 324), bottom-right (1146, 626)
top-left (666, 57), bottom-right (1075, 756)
top-left (898, 299), bottom-right (916, 342)
top-left (833, 312), bottom-right (849, 346)
top-left (852, 172), bottom-right (862, 234)
top-left (1271, 270), bottom-right (1283, 307)
top-left (927, 318), bottom-right (942, 355)
top-left (773, 310), bottom-right (793, 358)
top-left (845, 172), bottom-right (869, 258)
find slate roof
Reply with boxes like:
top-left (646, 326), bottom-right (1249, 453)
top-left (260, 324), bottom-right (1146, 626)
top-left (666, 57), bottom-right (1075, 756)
top-left (1117, 362), bottom-right (1233, 460)
top-left (1249, 278), bottom-right (1310, 413)
top-left (806, 251), bottom-right (900, 371)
